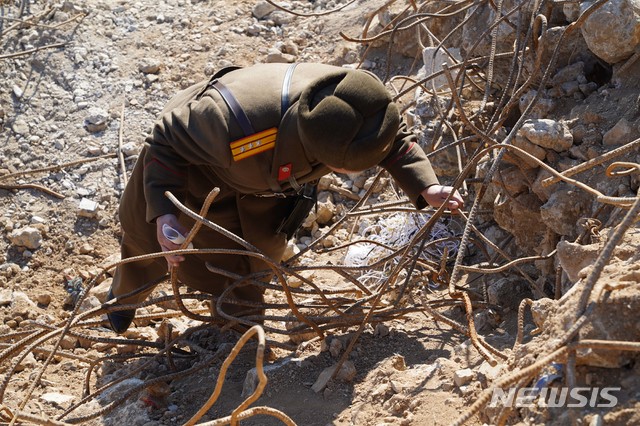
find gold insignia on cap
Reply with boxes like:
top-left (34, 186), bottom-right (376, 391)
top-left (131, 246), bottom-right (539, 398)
top-left (230, 127), bottom-right (277, 161)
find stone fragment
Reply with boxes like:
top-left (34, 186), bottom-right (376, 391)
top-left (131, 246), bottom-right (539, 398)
top-left (0, 289), bottom-right (12, 306)
top-left (486, 277), bottom-right (522, 305)
top-left (494, 194), bottom-right (548, 255)
top-left (368, 9), bottom-right (421, 58)
top-left (9, 226), bottom-right (42, 249)
top-left (508, 135), bottom-right (546, 169)
top-left (540, 188), bottom-right (591, 238)
top-left (14, 352), bottom-right (37, 372)
top-left (78, 295), bottom-right (101, 314)
top-left (12, 85), bottom-right (23, 98)
top-left (287, 270), bottom-right (315, 289)
top-left (102, 253), bottom-right (120, 276)
top-left (40, 392), bottom-right (74, 406)
top-left (252, 0), bottom-right (276, 19)
top-left (84, 107), bottom-right (109, 133)
top-left (157, 318), bottom-right (192, 341)
top-left (315, 192), bottom-right (334, 225)
top-left (318, 174), bottom-right (337, 191)
top-left (312, 361), bottom-right (357, 392)
top-left (603, 118), bottom-right (634, 146)
top-left (270, 11), bottom-right (294, 26)
top-left (138, 58), bottom-right (162, 74)
top-left (12, 119), bottom-right (29, 135)
top-left (453, 368), bottom-right (475, 387)
top-left (78, 198), bottom-right (99, 218)
top-left (242, 357), bottom-right (295, 397)
top-left (329, 337), bottom-right (342, 358)
top-left (120, 141), bottom-right (141, 156)
top-left (60, 335), bottom-right (79, 350)
top-left (79, 243), bottom-right (94, 254)
top-left (492, 165), bottom-right (531, 195)
top-left (265, 49), bottom-right (295, 63)
top-left (531, 168), bottom-right (554, 202)
top-left (556, 240), bottom-right (600, 283)
top-left (581, 0), bottom-right (640, 64)
top-left (519, 90), bottom-right (555, 118)
top-left (477, 360), bottom-right (502, 381)
top-left (282, 240), bottom-right (300, 262)
top-left (550, 62), bottom-right (585, 86)
top-left (37, 293), bottom-right (52, 306)
top-left (374, 323), bottom-right (390, 337)
top-left (518, 119), bottom-right (573, 152)
top-left (418, 47), bottom-right (461, 89)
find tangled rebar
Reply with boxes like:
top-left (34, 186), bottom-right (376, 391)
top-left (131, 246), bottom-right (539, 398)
top-left (2, 0), bottom-right (640, 425)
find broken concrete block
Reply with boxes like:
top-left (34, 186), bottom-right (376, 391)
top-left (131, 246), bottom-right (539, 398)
top-left (9, 226), bottom-right (42, 249)
top-left (518, 119), bottom-right (573, 152)
top-left (453, 368), bottom-right (475, 387)
top-left (40, 392), bottom-right (75, 406)
top-left (312, 361), bottom-right (357, 393)
top-left (556, 240), bottom-right (600, 283)
top-left (78, 198), bottom-right (99, 218)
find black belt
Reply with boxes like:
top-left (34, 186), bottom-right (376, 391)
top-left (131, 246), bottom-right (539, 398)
top-left (210, 80), bottom-right (255, 136)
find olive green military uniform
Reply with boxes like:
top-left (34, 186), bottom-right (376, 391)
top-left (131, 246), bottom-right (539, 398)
top-left (111, 63), bottom-right (439, 318)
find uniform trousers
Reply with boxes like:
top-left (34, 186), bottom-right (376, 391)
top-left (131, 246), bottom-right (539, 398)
top-left (111, 149), bottom-right (295, 321)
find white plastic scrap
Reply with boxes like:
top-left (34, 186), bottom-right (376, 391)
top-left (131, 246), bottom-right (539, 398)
top-left (344, 213), bottom-right (461, 287)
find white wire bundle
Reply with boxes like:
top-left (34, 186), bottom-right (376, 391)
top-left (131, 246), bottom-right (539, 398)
top-left (344, 213), bottom-right (461, 287)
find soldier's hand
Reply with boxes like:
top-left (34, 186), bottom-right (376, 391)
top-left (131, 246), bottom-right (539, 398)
top-left (156, 214), bottom-right (189, 268)
top-left (421, 185), bottom-right (464, 213)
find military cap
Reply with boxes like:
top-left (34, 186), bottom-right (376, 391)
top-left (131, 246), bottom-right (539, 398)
top-left (296, 69), bottom-right (400, 171)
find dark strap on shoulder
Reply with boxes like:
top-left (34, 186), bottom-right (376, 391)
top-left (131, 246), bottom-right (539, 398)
top-left (281, 63), bottom-right (298, 116)
top-left (211, 80), bottom-right (255, 137)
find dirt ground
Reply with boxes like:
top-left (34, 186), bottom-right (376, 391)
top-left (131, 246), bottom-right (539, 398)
top-left (1, 0), bottom-right (639, 425)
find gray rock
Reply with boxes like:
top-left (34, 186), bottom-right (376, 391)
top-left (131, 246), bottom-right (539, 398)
top-left (270, 10), bottom-right (294, 26)
top-left (316, 192), bottom-right (335, 225)
top-left (487, 277), bottom-right (520, 305)
top-left (581, 0), bottom-right (640, 64)
top-left (252, 1), bottom-right (276, 19)
top-left (120, 141), bottom-right (141, 156)
top-left (550, 62), bottom-right (585, 86)
top-left (603, 118), bottom-right (635, 146)
top-left (329, 337), bottom-right (343, 357)
top-left (14, 352), bottom-right (37, 372)
top-left (507, 135), bottom-right (546, 169)
top-left (91, 277), bottom-right (112, 302)
top-left (84, 107), bottom-right (109, 133)
top-left (453, 368), bottom-right (475, 387)
top-left (419, 47), bottom-right (461, 89)
top-left (282, 240), bottom-right (300, 261)
top-left (12, 119), bottom-right (29, 135)
top-left (37, 293), bottom-right (52, 306)
top-left (11, 291), bottom-right (38, 318)
top-left (265, 49), bottom-right (295, 63)
top-left (78, 198), bottom-right (99, 218)
top-left (557, 240), bottom-right (600, 283)
top-left (519, 90), bottom-right (555, 118)
top-left (40, 392), bottom-right (75, 406)
top-left (138, 58), bottom-right (162, 74)
top-left (494, 193), bottom-right (548, 254)
top-left (78, 295), bottom-right (101, 314)
top-left (312, 361), bottom-right (357, 392)
top-left (0, 289), bottom-right (12, 306)
top-left (540, 188), bottom-right (591, 237)
top-left (518, 119), bottom-right (573, 152)
top-left (9, 226), bottom-right (43, 249)
top-left (12, 85), bottom-right (24, 98)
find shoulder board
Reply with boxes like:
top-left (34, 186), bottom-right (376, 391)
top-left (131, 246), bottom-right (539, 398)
top-left (230, 127), bottom-right (277, 161)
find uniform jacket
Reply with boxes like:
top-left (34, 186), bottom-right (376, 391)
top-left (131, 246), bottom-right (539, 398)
top-left (141, 63), bottom-right (439, 222)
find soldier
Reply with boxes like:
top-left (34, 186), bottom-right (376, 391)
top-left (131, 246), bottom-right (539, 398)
top-left (107, 62), bottom-right (464, 333)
